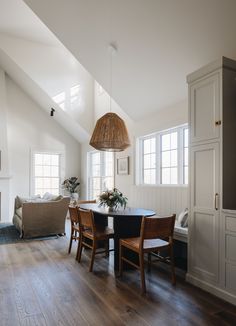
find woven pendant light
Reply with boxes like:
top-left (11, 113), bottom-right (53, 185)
top-left (89, 112), bottom-right (130, 151)
top-left (89, 43), bottom-right (130, 152)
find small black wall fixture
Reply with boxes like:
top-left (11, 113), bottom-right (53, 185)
top-left (50, 108), bottom-right (55, 117)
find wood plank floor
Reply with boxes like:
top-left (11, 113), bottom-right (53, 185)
top-left (0, 232), bottom-right (236, 326)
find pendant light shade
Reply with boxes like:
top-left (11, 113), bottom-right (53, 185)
top-left (89, 112), bottom-right (130, 152)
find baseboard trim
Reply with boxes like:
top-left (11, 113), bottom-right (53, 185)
top-left (186, 273), bottom-right (236, 306)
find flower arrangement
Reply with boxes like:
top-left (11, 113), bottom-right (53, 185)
top-left (62, 177), bottom-right (80, 194)
top-left (99, 188), bottom-right (128, 211)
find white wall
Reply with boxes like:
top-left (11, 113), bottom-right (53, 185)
top-left (0, 68), bottom-right (10, 221)
top-left (81, 81), bottom-right (188, 217)
top-left (5, 75), bottom-right (80, 221)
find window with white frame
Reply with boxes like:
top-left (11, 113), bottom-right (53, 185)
top-left (88, 151), bottom-right (114, 199)
top-left (138, 125), bottom-right (188, 185)
top-left (32, 152), bottom-right (61, 196)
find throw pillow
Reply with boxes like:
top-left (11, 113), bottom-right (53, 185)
top-left (16, 207), bottom-right (22, 218)
top-left (178, 208), bottom-right (188, 228)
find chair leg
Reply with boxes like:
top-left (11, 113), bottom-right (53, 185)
top-left (139, 252), bottom-right (146, 294)
top-left (169, 244), bottom-right (176, 285)
top-left (148, 252), bottom-right (152, 272)
top-left (77, 236), bottom-right (83, 263)
top-left (105, 239), bottom-right (109, 258)
top-left (119, 243), bottom-right (123, 277)
top-left (68, 229), bottom-right (73, 254)
top-left (89, 240), bottom-right (96, 272)
top-left (75, 237), bottom-right (81, 261)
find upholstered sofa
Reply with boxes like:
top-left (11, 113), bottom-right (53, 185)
top-left (12, 196), bottom-right (70, 238)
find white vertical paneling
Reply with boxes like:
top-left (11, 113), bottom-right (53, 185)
top-left (129, 186), bottom-right (188, 217)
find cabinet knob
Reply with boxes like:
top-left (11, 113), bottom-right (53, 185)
top-left (215, 120), bottom-right (221, 126)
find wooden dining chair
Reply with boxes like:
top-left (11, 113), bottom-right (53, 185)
top-left (77, 208), bottom-right (114, 272)
top-left (68, 206), bottom-right (81, 260)
top-left (119, 214), bottom-right (176, 294)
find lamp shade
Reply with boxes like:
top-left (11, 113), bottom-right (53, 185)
top-left (89, 112), bottom-right (131, 152)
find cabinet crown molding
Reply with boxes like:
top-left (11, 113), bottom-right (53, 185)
top-left (187, 56), bottom-right (236, 84)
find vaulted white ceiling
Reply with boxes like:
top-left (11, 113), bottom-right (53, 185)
top-left (23, 0), bottom-right (236, 120)
top-left (0, 0), bottom-right (59, 45)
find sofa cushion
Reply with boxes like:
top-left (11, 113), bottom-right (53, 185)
top-left (50, 195), bottom-right (63, 201)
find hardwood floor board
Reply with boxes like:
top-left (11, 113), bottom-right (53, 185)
top-left (6, 244), bottom-right (50, 325)
top-left (25, 243), bottom-right (91, 326)
top-left (4, 242), bottom-right (84, 326)
top-left (43, 240), bottom-right (152, 325)
top-left (1, 231), bottom-right (236, 326)
top-left (111, 258), bottom-right (234, 326)
top-left (19, 313), bottom-right (48, 326)
top-left (29, 272), bottom-right (89, 326)
top-left (28, 241), bottom-right (123, 326)
top-left (50, 234), bottom-right (236, 326)
top-left (47, 240), bottom-right (161, 325)
top-left (0, 245), bottom-right (23, 326)
top-left (63, 249), bottom-right (181, 325)
top-left (65, 266), bottom-right (151, 326)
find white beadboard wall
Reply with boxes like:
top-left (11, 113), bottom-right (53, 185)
top-left (129, 185), bottom-right (188, 216)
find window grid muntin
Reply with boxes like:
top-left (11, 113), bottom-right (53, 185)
top-left (161, 131), bottom-right (178, 185)
top-left (183, 128), bottom-right (189, 185)
top-left (142, 136), bottom-right (156, 185)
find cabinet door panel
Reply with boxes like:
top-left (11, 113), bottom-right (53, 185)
top-left (194, 148), bottom-right (215, 208)
top-left (226, 263), bottom-right (236, 293)
top-left (190, 73), bottom-right (220, 143)
top-left (226, 235), bottom-right (236, 262)
top-left (189, 143), bottom-right (220, 283)
top-left (192, 212), bottom-right (218, 278)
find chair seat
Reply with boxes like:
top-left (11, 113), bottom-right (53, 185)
top-left (120, 237), bottom-right (169, 252)
top-left (83, 226), bottom-right (114, 240)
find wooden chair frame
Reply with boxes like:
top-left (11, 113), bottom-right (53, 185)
top-left (68, 200), bottom-right (96, 260)
top-left (119, 214), bottom-right (176, 294)
top-left (68, 206), bottom-right (81, 260)
top-left (77, 208), bottom-right (114, 272)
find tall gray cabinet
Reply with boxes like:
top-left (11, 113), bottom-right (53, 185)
top-left (187, 57), bottom-right (236, 305)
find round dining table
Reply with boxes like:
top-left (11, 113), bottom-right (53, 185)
top-left (79, 203), bottom-right (155, 270)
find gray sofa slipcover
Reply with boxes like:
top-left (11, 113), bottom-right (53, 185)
top-left (12, 196), bottom-right (70, 238)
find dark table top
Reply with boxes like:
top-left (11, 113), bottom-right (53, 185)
top-left (79, 203), bottom-right (155, 218)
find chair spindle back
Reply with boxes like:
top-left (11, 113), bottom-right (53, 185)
top-left (69, 206), bottom-right (80, 224)
top-left (78, 208), bottom-right (96, 233)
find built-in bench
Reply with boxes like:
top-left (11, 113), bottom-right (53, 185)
top-left (173, 222), bottom-right (188, 270)
top-left (174, 222), bottom-right (188, 243)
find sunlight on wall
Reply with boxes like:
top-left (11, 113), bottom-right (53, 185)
top-left (52, 84), bottom-right (81, 111)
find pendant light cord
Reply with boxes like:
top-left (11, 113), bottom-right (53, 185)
top-left (110, 46), bottom-right (113, 113)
